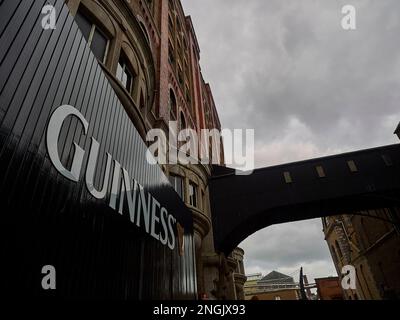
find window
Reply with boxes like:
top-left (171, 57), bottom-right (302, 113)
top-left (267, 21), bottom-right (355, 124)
top-left (183, 39), bottom-right (188, 53)
top-left (283, 171), bottom-right (292, 184)
top-left (275, 296), bottom-right (281, 300)
top-left (145, 0), bottom-right (154, 13)
top-left (316, 166), bottom-right (326, 178)
top-left (168, 0), bottom-right (174, 12)
top-left (168, 40), bottom-right (175, 66)
top-left (178, 63), bottom-right (184, 86)
top-left (116, 54), bottom-right (134, 92)
top-left (331, 245), bottom-right (339, 264)
top-left (382, 155), bottom-right (393, 167)
top-left (75, 9), bottom-right (109, 63)
top-left (176, 18), bottom-right (182, 35)
top-left (177, 37), bottom-right (182, 53)
top-left (189, 182), bottom-right (198, 208)
top-left (169, 89), bottom-right (177, 119)
top-left (180, 112), bottom-right (186, 130)
top-left (335, 240), bottom-right (343, 258)
top-left (169, 175), bottom-right (184, 199)
top-left (347, 160), bottom-right (358, 173)
top-left (185, 83), bottom-right (191, 103)
top-left (168, 15), bottom-right (174, 34)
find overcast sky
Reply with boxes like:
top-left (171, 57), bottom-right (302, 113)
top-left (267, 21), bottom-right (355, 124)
top-left (181, 0), bottom-right (400, 283)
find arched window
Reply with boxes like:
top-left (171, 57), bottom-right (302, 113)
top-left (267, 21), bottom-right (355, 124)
top-left (169, 89), bottom-right (177, 119)
top-left (180, 111), bottom-right (186, 130)
top-left (116, 52), bottom-right (134, 93)
top-left (75, 7), bottom-right (110, 63)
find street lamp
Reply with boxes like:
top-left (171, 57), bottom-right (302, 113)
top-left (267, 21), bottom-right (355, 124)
top-left (395, 122), bottom-right (400, 140)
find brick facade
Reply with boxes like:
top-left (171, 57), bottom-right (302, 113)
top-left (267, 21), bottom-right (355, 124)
top-left (323, 207), bottom-right (400, 300)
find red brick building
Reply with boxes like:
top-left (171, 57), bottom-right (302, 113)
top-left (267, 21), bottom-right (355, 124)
top-left (65, 0), bottom-right (244, 299)
top-left (315, 277), bottom-right (344, 300)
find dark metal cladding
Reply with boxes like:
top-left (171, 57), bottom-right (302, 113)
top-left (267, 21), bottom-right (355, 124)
top-left (0, 0), bottom-right (196, 299)
top-left (210, 144), bottom-right (400, 255)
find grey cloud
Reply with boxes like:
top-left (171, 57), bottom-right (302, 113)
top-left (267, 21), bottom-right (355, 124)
top-left (182, 0), bottom-right (399, 281)
top-left (238, 219), bottom-right (337, 281)
top-left (184, 0), bottom-right (400, 164)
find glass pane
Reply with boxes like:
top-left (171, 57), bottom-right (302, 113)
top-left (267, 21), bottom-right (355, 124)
top-left (347, 160), bottom-right (358, 172)
top-left (169, 176), bottom-right (183, 199)
top-left (74, 10), bottom-right (92, 42)
top-left (189, 183), bottom-right (197, 207)
top-left (116, 62), bottom-right (124, 82)
top-left (121, 70), bottom-right (128, 89)
top-left (316, 166), bottom-right (326, 178)
top-left (91, 28), bottom-right (108, 62)
top-left (176, 177), bottom-right (183, 199)
top-left (283, 171), bottom-right (292, 183)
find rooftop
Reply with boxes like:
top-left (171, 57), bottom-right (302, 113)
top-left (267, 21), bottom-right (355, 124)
top-left (260, 271), bottom-right (295, 284)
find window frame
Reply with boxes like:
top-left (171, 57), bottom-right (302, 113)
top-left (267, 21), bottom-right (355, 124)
top-left (75, 9), bottom-right (110, 64)
top-left (316, 165), bottom-right (326, 178)
top-left (347, 160), bottom-right (358, 173)
top-left (189, 182), bottom-right (198, 208)
top-left (116, 53), bottom-right (135, 93)
top-left (283, 171), bottom-right (293, 184)
top-left (169, 174), bottom-right (184, 200)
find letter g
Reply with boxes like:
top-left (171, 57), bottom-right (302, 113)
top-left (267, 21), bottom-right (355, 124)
top-left (46, 105), bottom-right (88, 182)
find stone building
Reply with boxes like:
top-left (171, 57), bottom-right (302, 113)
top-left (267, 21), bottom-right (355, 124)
top-left (64, 0), bottom-right (245, 299)
top-left (322, 207), bottom-right (400, 300)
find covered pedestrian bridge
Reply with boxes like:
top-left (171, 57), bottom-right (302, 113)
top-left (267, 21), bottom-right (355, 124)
top-left (210, 144), bottom-right (400, 255)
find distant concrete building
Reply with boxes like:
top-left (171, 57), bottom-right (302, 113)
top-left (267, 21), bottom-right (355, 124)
top-left (315, 277), bottom-right (344, 300)
top-left (244, 271), bottom-right (302, 300)
top-left (245, 273), bottom-right (263, 284)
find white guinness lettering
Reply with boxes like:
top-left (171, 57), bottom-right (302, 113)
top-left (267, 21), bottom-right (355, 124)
top-left (46, 105), bottom-right (177, 250)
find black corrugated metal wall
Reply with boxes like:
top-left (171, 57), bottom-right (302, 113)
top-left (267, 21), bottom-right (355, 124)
top-left (0, 0), bottom-right (196, 299)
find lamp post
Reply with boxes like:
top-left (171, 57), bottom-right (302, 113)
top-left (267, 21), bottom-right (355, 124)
top-left (395, 122), bottom-right (400, 140)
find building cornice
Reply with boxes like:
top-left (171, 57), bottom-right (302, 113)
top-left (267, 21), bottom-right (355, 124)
top-left (192, 207), bottom-right (211, 239)
top-left (234, 273), bottom-right (247, 286)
